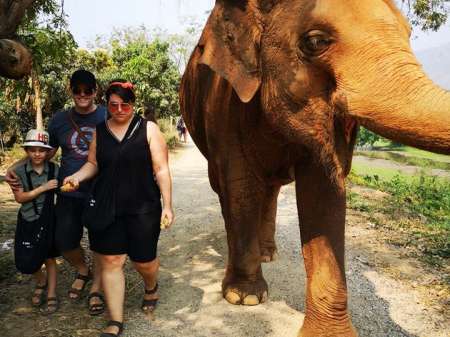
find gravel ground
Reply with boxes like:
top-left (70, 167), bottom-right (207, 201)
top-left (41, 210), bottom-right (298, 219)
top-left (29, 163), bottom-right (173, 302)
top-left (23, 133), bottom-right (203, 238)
top-left (0, 141), bottom-right (448, 337)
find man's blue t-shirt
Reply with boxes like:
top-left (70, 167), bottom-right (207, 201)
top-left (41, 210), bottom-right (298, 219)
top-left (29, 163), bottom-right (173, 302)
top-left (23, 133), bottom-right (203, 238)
top-left (48, 106), bottom-right (107, 198)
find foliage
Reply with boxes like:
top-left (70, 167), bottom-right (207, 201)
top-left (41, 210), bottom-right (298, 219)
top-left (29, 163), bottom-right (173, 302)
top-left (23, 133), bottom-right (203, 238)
top-left (85, 27), bottom-right (182, 119)
top-left (350, 172), bottom-right (450, 229)
top-left (348, 170), bottom-right (450, 266)
top-left (0, 0), bottom-right (77, 140)
top-left (356, 127), bottom-right (382, 148)
top-left (399, 0), bottom-right (449, 31)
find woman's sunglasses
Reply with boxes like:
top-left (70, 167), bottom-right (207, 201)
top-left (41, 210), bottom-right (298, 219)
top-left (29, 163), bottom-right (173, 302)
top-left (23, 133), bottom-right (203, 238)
top-left (108, 101), bottom-right (133, 112)
top-left (72, 87), bottom-right (95, 96)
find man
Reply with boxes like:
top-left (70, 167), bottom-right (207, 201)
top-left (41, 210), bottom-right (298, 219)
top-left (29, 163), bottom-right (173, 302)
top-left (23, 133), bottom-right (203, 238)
top-left (6, 69), bottom-right (106, 315)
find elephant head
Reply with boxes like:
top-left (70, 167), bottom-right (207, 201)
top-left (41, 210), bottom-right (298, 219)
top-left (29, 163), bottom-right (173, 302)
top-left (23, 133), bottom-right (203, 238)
top-left (0, 39), bottom-right (32, 79)
top-left (198, 0), bottom-right (450, 181)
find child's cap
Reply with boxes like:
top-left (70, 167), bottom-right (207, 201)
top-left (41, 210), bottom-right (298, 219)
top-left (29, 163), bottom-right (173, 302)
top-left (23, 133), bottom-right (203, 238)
top-left (22, 129), bottom-right (52, 149)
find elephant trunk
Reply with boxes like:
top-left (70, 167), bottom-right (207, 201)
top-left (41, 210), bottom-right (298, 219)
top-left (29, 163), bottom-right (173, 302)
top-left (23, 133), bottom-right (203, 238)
top-left (344, 60), bottom-right (450, 155)
top-left (0, 39), bottom-right (32, 79)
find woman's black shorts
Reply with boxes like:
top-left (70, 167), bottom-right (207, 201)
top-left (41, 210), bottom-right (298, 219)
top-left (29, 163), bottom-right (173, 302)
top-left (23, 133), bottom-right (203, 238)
top-left (89, 212), bottom-right (161, 263)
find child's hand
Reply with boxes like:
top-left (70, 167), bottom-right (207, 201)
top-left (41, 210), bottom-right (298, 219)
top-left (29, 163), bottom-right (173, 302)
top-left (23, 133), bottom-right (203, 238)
top-left (42, 179), bottom-right (58, 191)
top-left (61, 176), bottom-right (79, 192)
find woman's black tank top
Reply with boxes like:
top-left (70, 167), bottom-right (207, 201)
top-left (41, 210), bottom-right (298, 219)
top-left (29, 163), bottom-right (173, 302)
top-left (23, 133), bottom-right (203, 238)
top-left (96, 115), bottom-right (161, 216)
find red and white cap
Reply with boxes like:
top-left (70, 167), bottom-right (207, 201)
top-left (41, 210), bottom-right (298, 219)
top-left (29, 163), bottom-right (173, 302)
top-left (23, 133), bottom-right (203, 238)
top-left (21, 129), bottom-right (53, 149)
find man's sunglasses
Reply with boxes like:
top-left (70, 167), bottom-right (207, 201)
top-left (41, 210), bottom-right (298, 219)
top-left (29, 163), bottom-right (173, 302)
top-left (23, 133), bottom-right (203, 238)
top-left (108, 101), bottom-right (133, 112)
top-left (72, 87), bottom-right (95, 96)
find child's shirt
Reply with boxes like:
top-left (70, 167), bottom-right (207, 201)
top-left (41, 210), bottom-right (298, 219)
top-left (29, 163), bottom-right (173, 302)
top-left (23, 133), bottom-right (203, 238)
top-left (14, 159), bottom-right (59, 221)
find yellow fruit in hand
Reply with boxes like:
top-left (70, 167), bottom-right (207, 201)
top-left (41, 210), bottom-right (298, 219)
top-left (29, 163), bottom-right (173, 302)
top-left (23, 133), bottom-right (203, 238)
top-left (60, 182), bottom-right (74, 192)
top-left (160, 216), bottom-right (169, 229)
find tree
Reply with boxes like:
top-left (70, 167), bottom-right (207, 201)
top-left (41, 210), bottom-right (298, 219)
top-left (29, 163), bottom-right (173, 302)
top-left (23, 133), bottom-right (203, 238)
top-left (399, 0), bottom-right (449, 31)
top-left (356, 127), bottom-right (382, 149)
top-left (0, 1), bottom-right (76, 138)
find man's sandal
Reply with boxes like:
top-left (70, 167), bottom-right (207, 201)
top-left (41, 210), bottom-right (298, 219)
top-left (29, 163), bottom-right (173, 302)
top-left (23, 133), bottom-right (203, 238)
top-left (68, 272), bottom-right (91, 300)
top-left (88, 292), bottom-right (105, 316)
top-left (41, 297), bottom-right (59, 315)
top-left (31, 283), bottom-right (47, 307)
top-left (100, 320), bottom-right (123, 337)
top-left (141, 283), bottom-right (158, 313)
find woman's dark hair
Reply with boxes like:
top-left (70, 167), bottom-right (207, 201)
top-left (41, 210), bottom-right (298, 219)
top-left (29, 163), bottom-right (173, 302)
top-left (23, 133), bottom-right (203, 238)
top-left (144, 104), bottom-right (157, 123)
top-left (105, 79), bottom-right (136, 103)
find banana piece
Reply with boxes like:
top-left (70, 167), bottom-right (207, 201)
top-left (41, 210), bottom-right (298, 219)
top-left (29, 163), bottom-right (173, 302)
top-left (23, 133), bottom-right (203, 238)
top-left (60, 182), bottom-right (75, 192)
top-left (160, 216), bottom-right (170, 229)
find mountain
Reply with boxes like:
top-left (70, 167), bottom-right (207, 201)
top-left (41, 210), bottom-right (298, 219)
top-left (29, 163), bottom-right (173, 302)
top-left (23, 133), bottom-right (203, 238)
top-left (416, 43), bottom-right (450, 90)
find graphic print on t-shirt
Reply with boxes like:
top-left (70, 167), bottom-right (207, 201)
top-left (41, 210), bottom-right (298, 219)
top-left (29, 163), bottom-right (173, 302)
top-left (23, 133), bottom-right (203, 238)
top-left (66, 125), bottom-right (95, 158)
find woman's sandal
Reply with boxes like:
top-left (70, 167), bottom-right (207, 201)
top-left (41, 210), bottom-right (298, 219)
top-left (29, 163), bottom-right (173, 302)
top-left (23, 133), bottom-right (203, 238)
top-left (68, 272), bottom-right (91, 300)
top-left (88, 292), bottom-right (105, 316)
top-left (31, 282), bottom-right (47, 307)
top-left (99, 320), bottom-right (123, 337)
top-left (41, 297), bottom-right (59, 315)
top-left (141, 283), bottom-right (158, 313)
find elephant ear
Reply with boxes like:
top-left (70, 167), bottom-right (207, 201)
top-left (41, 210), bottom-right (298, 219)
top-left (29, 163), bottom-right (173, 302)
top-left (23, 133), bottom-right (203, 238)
top-left (198, 0), bottom-right (262, 103)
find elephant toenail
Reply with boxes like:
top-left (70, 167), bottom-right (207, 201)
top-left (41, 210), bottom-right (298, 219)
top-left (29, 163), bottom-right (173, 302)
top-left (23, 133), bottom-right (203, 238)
top-left (243, 295), bottom-right (260, 306)
top-left (225, 291), bottom-right (241, 304)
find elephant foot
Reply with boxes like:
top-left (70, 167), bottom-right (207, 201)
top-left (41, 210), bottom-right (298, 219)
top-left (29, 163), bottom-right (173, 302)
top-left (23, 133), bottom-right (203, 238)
top-left (260, 246), bottom-right (278, 263)
top-left (298, 320), bottom-right (358, 337)
top-left (222, 275), bottom-right (268, 306)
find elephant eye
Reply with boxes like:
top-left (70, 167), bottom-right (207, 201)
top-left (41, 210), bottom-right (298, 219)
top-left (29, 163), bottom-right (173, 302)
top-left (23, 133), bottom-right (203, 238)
top-left (300, 30), bottom-right (333, 56)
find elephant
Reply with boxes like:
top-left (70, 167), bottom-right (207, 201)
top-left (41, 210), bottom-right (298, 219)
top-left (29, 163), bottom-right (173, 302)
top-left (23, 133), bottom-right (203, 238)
top-left (0, 0), bottom-right (34, 79)
top-left (179, 0), bottom-right (450, 336)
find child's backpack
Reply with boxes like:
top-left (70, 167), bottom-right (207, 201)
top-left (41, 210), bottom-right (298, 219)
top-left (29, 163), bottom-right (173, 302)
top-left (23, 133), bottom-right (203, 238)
top-left (14, 162), bottom-right (56, 274)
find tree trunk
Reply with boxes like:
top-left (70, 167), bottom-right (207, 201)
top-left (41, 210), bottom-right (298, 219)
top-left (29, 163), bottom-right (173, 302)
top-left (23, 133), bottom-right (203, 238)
top-left (31, 70), bottom-right (43, 130)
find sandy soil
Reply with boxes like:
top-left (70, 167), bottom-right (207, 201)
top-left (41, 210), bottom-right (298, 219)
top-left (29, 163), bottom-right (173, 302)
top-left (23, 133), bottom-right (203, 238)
top-left (0, 142), bottom-right (448, 337)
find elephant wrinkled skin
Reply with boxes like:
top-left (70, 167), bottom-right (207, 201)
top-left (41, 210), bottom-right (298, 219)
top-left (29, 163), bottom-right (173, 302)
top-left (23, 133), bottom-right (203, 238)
top-left (180, 0), bottom-right (450, 336)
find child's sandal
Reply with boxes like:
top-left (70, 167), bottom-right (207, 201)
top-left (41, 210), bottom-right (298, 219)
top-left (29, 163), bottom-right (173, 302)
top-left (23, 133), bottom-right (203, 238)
top-left (31, 283), bottom-right (47, 307)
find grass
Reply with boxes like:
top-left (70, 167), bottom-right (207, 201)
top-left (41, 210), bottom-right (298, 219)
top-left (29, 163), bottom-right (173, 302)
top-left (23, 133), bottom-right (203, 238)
top-left (371, 141), bottom-right (450, 163)
top-left (354, 150), bottom-right (450, 171)
top-left (347, 169), bottom-right (450, 266)
top-left (351, 161), bottom-right (420, 181)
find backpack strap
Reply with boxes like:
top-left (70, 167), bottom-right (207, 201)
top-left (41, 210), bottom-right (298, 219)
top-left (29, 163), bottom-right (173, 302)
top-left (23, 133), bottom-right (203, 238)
top-left (48, 161), bottom-right (55, 180)
top-left (24, 163), bottom-right (39, 216)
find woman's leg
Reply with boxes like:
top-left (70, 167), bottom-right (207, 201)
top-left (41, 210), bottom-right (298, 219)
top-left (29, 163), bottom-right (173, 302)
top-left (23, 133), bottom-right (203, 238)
top-left (133, 258), bottom-right (160, 310)
top-left (98, 253), bottom-right (127, 334)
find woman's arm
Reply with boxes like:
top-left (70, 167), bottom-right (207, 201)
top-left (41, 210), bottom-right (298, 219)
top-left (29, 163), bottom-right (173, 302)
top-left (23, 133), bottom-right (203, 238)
top-left (62, 131), bottom-right (98, 190)
top-left (147, 121), bottom-right (174, 227)
top-left (13, 179), bottom-right (58, 204)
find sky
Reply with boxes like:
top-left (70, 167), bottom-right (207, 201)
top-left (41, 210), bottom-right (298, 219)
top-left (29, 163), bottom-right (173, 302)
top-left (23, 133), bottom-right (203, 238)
top-left (63, 0), bottom-right (450, 52)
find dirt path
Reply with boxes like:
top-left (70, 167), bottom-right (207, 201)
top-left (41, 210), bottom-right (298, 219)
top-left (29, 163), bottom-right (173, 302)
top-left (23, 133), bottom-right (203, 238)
top-left (0, 143), bottom-right (448, 337)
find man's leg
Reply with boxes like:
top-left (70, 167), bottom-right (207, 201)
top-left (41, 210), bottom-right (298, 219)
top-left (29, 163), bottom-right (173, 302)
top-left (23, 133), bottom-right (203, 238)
top-left (55, 195), bottom-right (94, 299)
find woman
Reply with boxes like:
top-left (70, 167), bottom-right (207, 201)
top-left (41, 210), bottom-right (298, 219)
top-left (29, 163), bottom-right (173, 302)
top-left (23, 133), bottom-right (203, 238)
top-left (63, 81), bottom-right (174, 337)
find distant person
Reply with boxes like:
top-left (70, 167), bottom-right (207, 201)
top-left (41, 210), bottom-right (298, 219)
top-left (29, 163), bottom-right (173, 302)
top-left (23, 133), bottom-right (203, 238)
top-left (6, 69), bottom-right (106, 315)
top-left (176, 116), bottom-right (187, 143)
top-left (12, 129), bottom-right (59, 314)
top-left (63, 80), bottom-right (174, 337)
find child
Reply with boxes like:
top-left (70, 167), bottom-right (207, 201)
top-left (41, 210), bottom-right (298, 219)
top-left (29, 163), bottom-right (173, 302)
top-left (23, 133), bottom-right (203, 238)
top-left (12, 129), bottom-right (59, 314)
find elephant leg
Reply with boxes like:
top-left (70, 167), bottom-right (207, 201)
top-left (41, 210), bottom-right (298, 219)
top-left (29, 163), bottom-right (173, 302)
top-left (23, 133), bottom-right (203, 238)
top-left (215, 156), bottom-right (268, 306)
top-left (259, 185), bottom-right (280, 263)
top-left (295, 162), bottom-right (358, 337)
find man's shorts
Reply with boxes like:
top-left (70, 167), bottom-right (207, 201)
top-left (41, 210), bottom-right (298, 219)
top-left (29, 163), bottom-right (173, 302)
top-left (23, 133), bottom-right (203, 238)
top-left (55, 195), bottom-right (85, 252)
